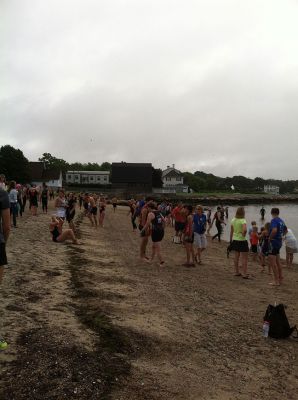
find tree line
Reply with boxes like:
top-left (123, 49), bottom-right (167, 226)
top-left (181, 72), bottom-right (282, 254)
top-left (0, 144), bottom-right (297, 193)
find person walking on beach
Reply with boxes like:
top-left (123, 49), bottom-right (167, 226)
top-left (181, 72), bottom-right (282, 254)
top-left (229, 207), bottom-right (249, 278)
top-left (268, 208), bottom-right (287, 286)
top-left (0, 187), bottom-right (11, 350)
top-left (210, 206), bottom-right (226, 242)
top-left (98, 197), bottom-right (106, 227)
top-left (193, 205), bottom-right (207, 264)
top-left (141, 202), bottom-right (165, 266)
top-left (66, 192), bottom-right (76, 231)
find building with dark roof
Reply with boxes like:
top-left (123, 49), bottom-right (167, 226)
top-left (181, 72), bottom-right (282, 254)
top-left (29, 162), bottom-right (63, 188)
top-left (111, 162), bottom-right (153, 192)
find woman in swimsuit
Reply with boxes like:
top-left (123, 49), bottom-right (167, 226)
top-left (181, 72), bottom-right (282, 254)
top-left (98, 197), bottom-right (106, 227)
top-left (49, 216), bottom-right (80, 244)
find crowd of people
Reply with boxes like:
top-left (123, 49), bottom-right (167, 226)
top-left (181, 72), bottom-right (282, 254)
top-left (0, 173), bottom-right (297, 351)
top-left (127, 198), bottom-right (297, 282)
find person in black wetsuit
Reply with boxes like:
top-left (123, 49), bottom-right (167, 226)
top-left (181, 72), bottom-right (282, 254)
top-left (41, 184), bottom-right (49, 213)
top-left (141, 202), bottom-right (165, 266)
top-left (66, 192), bottom-right (76, 231)
top-left (210, 206), bottom-right (226, 242)
top-left (49, 216), bottom-right (80, 244)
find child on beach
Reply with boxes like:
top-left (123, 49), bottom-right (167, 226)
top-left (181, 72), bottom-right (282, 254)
top-left (250, 225), bottom-right (259, 261)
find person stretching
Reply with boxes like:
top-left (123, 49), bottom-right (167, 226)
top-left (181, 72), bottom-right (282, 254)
top-left (50, 216), bottom-right (80, 244)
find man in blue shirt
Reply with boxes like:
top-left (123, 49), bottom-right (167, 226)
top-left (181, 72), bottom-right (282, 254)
top-left (193, 205), bottom-right (207, 264)
top-left (268, 207), bottom-right (287, 286)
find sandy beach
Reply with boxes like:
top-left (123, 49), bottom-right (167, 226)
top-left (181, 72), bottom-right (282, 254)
top-left (0, 202), bottom-right (298, 400)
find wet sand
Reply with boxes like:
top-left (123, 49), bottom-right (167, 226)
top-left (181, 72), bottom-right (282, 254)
top-left (0, 202), bottom-right (298, 400)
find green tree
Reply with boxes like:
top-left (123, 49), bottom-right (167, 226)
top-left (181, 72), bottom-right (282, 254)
top-left (0, 145), bottom-right (30, 182)
top-left (38, 153), bottom-right (69, 172)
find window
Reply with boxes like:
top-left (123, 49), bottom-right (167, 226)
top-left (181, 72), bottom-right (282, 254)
top-left (97, 176), bottom-right (101, 181)
top-left (68, 175), bottom-right (72, 179)
top-left (75, 175), bottom-right (79, 180)
top-left (90, 176), bottom-right (94, 181)
top-left (176, 177), bottom-right (182, 181)
top-left (104, 176), bottom-right (107, 181)
top-left (166, 177), bottom-right (171, 181)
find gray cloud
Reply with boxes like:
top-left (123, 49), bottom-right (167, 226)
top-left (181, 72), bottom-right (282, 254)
top-left (1, 0), bottom-right (298, 179)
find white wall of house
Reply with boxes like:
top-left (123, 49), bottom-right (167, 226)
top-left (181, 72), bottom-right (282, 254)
top-left (66, 171), bottom-right (110, 185)
top-left (162, 165), bottom-right (184, 187)
top-left (264, 185), bottom-right (280, 194)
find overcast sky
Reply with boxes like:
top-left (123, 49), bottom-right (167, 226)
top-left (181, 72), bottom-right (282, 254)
top-left (1, 0), bottom-right (298, 179)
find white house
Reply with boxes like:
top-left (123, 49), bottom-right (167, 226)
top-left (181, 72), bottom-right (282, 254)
top-left (161, 165), bottom-right (188, 193)
top-left (66, 171), bottom-right (110, 185)
top-left (264, 185), bottom-right (280, 195)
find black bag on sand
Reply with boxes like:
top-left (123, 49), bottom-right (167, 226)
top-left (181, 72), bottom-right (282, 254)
top-left (264, 304), bottom-right (298, 339)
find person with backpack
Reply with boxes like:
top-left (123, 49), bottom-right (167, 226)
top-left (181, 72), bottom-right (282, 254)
top-left (141, 202), bottom-right (165, 266)
top-left (268, 208), bottom-right (287, 286)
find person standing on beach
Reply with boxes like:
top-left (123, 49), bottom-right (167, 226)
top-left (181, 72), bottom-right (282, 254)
top-left (0, 187), bottom-right (11, 350)
top-left (7, 181), bottom-right (18, 228)
top-left (229, 207), bottom-right (249, 278)
top-left (112, 197), bottom-right (118, 213)
top-left (139, 198), bottom-right (153, 261)
top-left (268, 208), bottom-right (287, 286)
top-left (55, 189), bottom-right (67, 219)
top-left (141, 202), bottom-right (165, 266)
top-left (172, 202), bottom-right (186, 244)
top-left (284, 228), bottom-right (298, 267)
top-left (0, 174), bottom-right (6, 190)
top-left (210, 206), bottom-right (226, 242)
top-left (183, 205), bottom-right (195, 267)
top-left (193, 205), bottom-right (207, 264)
top-left (41, 184), bottom-right (49, 213)
top-left (29, 185), bottom-right (39, 216)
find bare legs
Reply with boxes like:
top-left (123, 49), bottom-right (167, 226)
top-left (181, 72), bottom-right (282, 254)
top-left (286, 252), bottom-right (294, 267)
top-left (184, 242), bottom-right (195, 265)
top-left (140, 236), bottom-right (149, 260)
top-left (57, 229), bottom-right (80, 244)
top-left (268, 254), bottom-right (282, 286)
top-left (151, 242), bottom-right (164, 265)
top-left (234, 251), bottom-right (248, 276)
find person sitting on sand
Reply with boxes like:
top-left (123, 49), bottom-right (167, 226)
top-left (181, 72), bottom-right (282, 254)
top-left (49, 216), bottom-right (80, 244)
top-left (229, 207), bottom-right (249, 278)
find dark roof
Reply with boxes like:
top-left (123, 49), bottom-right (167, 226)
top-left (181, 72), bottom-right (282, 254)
top-left (29, 162), bottom-right (61, 181)
top-left (29, 162), bottom-right (45, 180)
top-left (111, 163), bottom-right (152, 184)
